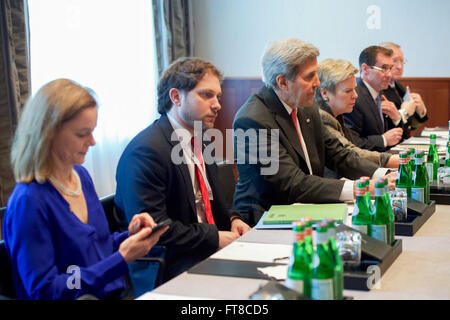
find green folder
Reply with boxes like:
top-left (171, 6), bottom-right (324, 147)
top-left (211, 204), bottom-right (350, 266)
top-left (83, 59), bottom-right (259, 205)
top-left (263, 203), bottom-right (348, 225)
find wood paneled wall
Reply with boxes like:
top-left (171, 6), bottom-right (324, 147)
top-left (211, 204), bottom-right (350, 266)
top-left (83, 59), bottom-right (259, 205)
top-left (215, 77), bottom-right (450, 161)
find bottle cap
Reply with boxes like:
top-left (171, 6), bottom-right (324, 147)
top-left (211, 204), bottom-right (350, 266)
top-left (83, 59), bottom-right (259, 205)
top-left (415, 150), bottom-right (425, 158)
top-left (292, 221), bottom-right (305, 232)
top-left (375, 179), bottom-right (385, 188)
top-left (315, 222), bottom-right (328, 233)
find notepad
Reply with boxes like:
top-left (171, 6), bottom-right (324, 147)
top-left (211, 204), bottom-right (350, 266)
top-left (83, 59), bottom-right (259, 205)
top-left (263, 203), bottom-right (348, 225)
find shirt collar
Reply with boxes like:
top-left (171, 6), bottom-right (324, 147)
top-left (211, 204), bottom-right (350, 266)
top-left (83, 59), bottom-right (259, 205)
top-left (275, 92), bottom-right (296, 115)
top-left (362, 79), bottom-right (379, 101)
top-left (166, 112), bottom-right (193, 149)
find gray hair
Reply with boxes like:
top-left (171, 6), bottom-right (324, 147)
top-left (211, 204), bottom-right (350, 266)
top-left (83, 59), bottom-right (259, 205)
top-left (261, 38), bottom-right (320, 90)
top-left (380, 42), bottom-right (401, 50)
top-left (315, 59), bottom-right (358, 106)
top-left (11, 79), bottom-right (97, 183)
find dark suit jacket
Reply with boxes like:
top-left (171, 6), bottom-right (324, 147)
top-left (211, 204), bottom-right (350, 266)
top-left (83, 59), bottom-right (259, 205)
top-left (114, 114), bottom-right (232, 280)
top-left (381, 80), bottom-right (428, 138)
top-left (344, 78), bottom-right (405, 152)
top-left (232, 86), bottom-right (379, 226)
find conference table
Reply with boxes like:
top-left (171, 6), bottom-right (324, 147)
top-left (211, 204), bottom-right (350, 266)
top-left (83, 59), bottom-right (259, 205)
top-left (139, 204), bottom-right (450, 300)
top-left (139, 128), bottom-right (450, 300)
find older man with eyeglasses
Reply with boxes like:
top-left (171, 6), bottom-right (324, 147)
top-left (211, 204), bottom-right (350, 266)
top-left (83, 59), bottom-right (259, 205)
top-left (344, 45), bottom-right (408, 152)
top-left (379, 42), bottom-right (428, 136)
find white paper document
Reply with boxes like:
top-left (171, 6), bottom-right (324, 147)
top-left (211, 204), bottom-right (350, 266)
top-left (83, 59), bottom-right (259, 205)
top-left (403, 137), bottom-right (447, 146)
top-left (420, 129), bottom-right (448, 138)
top-left (257, 265), bottom-right (289, 281)
top-left (210, 241), bottom-right (292, 263)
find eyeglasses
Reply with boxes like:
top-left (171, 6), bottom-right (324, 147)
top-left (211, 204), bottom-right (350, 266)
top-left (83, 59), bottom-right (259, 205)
top-left (370, 65), bottom-right (393, 74)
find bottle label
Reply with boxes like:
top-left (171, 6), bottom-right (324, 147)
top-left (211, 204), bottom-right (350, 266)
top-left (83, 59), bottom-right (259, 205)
top-left (375, 188), bottom-right (384, 197)
top-left (399, 158), bottom-right (408, 165)
top-left (411, 187), bottom-right (425, 203)
top-left (285, 278), bottom-right (304, 295)
top-left (311, 278), bottom-right (334, 300)
top-left (351, 224), bottom-right (368, 234)
top-left (426, 163), bottom-right (434, 181)
top-left (371, 224), bottom-right (387, 244)
top-left (294, 233), bottom-right (305, 242)
top-left (395, 187), bottom-right (408, 194)
top-left (430, 138), bottom-right (436, 145)
top-left (316, 232), bottom-right (328, 244)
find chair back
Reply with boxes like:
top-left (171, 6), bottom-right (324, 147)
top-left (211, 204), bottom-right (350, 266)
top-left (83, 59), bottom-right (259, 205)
top-left (216, 160), bottom-right (237, 210)
top-left (0, 206), bottom-right (5, 240)
top-left (0, 240), bottom-right (16, 299)
top-left (100, 194), bottom-right (127, 233)
top-left (99, 194), bottom-right (167, 297)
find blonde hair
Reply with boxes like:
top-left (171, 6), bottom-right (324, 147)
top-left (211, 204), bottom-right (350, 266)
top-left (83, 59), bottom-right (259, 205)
top-left (315, 59), bottom-right (358, 106)
top-left (11, 79), bottom-right (97, 183)
top-left (262, 38), bottom-right (320, 89)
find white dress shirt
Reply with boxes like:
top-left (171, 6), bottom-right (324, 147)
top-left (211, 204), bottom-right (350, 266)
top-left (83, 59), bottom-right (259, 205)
top-left (279, 96), bottom-right (388, 202)
top-left (167, 113), bottom-right (212, 223)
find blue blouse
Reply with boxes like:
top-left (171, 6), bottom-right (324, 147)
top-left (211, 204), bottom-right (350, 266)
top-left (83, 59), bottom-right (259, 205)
top-left (2, 165), bottom-right (129, 300)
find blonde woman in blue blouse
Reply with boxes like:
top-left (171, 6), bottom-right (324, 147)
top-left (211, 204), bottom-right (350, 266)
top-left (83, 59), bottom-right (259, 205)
top-left (3, 79), bottom-right (168, 300)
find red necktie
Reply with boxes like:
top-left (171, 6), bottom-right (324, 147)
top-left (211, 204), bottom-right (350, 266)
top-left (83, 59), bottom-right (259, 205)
top-left (191, 137), bottom-right (215, 225)
top-left (291, 108), bottom-right (302, 146)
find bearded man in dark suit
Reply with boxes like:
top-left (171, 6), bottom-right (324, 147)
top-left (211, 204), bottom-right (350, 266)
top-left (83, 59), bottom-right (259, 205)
top-left (115, 58), bottom-right (250, 281)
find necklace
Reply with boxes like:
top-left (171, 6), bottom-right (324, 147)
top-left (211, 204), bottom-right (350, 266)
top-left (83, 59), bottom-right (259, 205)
top-left (49, 169), bottom-right (82, 197)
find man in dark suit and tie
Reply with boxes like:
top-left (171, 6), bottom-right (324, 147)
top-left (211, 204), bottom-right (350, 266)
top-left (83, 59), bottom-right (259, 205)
top-left (115, 58), bottom-right (250, 281)
top-left (232, 39), bottom-right (394, 227)
top-left (380, 42), bottom-right (428, 137)
top-left (344, 46), bottom-right (406, 152)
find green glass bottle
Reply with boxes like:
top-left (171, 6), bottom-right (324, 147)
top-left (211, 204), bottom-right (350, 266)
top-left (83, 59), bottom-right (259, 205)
top-left (383, 178), bottom-right (396, 246)
top-left (301, 217), bottom-right (314, 262)
top-left (351, 179), bottom-right (372, 235)
top-left (396, 151), bottom-right (412, 197)
top-left (446, 141), bottom-right (450, 167)
top-left (285, 221), bottom-right (312, 297)
top-left (324, 219), bottom-right (343, 300)
top-left (310, 223), bottom-right (335, 300)
top-left (411, 150), bottom-right (429, 204)
top-left (371, 180), bottom-right (392, 244)
top-left (426, 134), bottom-right (439, 182)
top-left (408, 148), bottom-right (415, 173)
top-left (404, 149), bottom-right (412, 180)
top-left (360, 176), bottom-right (374, 214)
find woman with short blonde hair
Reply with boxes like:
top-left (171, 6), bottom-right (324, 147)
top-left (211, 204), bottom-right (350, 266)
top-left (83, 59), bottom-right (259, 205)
top-left (314, 59), bottom-right (399, 170)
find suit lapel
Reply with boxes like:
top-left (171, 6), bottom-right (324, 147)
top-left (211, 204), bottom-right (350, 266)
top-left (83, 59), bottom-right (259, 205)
top-left (297, 107), bottom-right (316, 173)
top-left (258, 87), bottom-right (305, 161)
top-left (358, 80), bottom-right (384, 133)
top-left (158, 114), bottom-right (197, 216)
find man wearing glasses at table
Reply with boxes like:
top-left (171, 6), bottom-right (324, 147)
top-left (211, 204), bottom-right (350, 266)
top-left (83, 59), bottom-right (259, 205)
top-left (344, 46), bottom-right (407, 152)
top-left (379, 42), bottom-right (428, 139)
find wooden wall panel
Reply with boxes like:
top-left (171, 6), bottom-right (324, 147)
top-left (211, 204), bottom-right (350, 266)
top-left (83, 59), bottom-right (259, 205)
top-left (215, 77), bottom-right (450, 156)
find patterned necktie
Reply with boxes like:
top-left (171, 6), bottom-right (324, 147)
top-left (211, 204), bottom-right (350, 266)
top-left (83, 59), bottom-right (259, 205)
top-left (290, 108), bottom-right (303, 146)
top-left (376, 94), bottom-right (385, 129)
top-left (191, 136), bottom-right (215, 225)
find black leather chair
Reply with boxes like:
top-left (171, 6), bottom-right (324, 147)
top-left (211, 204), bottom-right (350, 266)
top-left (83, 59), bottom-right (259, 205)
top-left (99, 194), bottom-right (166, 296)
top-left (0, 239), bottom-right (15, 300)
top-left (216, 160), bottom-right (237, 210)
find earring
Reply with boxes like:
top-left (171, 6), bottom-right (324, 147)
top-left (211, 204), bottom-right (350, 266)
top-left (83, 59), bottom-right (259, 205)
top-left (324, 96), bottom-right (329, 102)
